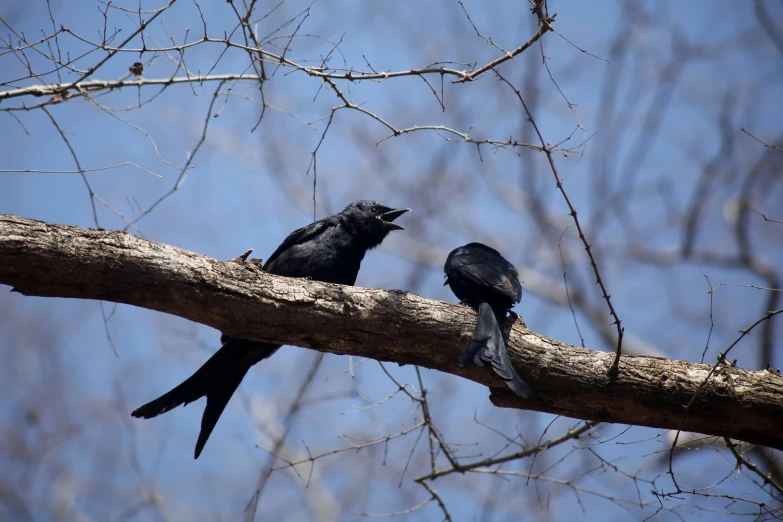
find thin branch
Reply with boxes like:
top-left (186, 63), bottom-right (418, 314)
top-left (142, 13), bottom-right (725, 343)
top-left (741, 127), bottom-right (783, 154)
top-left (724, 438), bottom-right (783, 497)
top-left (493, 68), bottom-right (625, 377)
top-left (667, 308), bottom-right (783, 493)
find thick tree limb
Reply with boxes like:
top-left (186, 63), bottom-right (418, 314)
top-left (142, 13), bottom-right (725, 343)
top-left (1, 213), bottom-right (781, 449)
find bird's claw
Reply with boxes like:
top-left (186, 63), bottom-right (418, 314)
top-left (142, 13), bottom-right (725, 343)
top-left (456, 352), bottom-right (478, 368)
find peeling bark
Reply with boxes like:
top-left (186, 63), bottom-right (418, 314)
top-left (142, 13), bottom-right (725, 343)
top-left (1, 213), bottom-right (781, 449)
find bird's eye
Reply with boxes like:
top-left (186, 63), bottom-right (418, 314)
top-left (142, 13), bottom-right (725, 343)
top-left (370, 207), bottom-right (378, 214)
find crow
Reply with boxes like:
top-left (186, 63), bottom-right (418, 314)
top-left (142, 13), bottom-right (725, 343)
top-left (444, 242), bottom-right (536, 398)
top-left (132, 200), bottom-right (410, 458)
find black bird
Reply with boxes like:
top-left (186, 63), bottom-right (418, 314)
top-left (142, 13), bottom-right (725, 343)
top-left (444, 242), bottom-right (536, 399)
top-left (132, 200), bottom-right (410, 458)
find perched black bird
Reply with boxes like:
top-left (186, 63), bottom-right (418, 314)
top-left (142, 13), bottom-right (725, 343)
top-left (444, 242), bottom-right (536, 398)
top-left (132, 200), bottom-right (409, 458)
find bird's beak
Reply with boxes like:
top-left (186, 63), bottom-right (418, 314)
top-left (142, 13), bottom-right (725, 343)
top-left (379, 208), bottom-right (410, 230)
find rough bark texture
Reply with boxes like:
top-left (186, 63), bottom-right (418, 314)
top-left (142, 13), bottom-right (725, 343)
top-left (1, 213), bottom-right (781, 449)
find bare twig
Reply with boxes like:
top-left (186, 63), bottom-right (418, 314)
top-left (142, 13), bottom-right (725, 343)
top-left (493, 68), bottom-right (625, 377)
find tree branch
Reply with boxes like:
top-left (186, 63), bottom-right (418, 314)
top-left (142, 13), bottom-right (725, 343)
top-left (0, 75), bottom-right (258, 103)
top-left (1, 213), bottom-right (781, 450)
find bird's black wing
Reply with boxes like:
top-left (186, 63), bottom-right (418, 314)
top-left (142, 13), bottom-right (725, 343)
top-left (263, 215), bottom-right (339, 270)
top-left (447, 246), bottom-right (522, 304)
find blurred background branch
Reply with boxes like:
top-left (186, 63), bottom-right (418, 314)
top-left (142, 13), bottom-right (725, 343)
top-left (1, 0), bottom-right (782, 520)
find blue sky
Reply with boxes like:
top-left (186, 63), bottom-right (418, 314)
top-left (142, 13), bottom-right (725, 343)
top-left (2, 0), bottom-right (782, 520)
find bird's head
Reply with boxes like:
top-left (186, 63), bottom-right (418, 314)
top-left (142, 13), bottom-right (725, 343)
top-left (341, 200), bottom-right (411, 248)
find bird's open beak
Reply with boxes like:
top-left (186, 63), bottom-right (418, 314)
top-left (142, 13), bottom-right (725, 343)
top-left (379, 208), bottom-right (410, 230)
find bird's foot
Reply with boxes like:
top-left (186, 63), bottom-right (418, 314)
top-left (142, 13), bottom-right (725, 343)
top-left (456, 352), bottom-right (479, 368)
top-left (508, 310), bottom-right (526, 328)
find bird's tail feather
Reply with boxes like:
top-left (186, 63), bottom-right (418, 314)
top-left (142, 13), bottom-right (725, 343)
top-left (456, 302), bottom-right (536, 399)
top-left (131, 338), bottom-right (280, 458)
top-left (193, 360), bottom-right (250, 459)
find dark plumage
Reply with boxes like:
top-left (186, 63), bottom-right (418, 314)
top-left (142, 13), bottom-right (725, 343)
top-left (444, 242), bottom-right (536, 398)
top-left (132, 200), bottom-right (410, 458)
